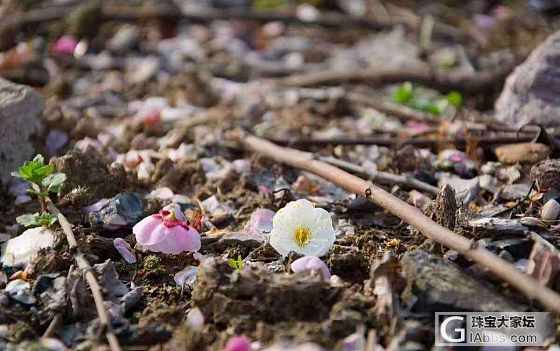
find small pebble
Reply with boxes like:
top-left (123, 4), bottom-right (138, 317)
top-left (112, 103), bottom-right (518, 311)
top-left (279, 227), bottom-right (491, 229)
top-left (541, 198), bottom-right (560, 221)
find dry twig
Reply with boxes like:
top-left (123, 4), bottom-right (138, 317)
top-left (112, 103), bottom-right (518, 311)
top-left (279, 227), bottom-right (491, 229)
top-left (268, 134), bottom-right (534, 149)
top-left (279, 64), bottom-right (517, 93)
top-left (319, 156), bottom-right (439, 195)
top-left (234, 131), bottom-right (560, 314)
top-left (46, 199), bottom-right (122, 351)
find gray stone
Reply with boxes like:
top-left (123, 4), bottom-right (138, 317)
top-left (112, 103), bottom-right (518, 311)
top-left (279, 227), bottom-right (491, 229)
top-left (495, 31), bottom-right (560, 127)
top-left (401, 250), bottom-right (523, 312)
top-left (0, 78), bottom-right (43, 184)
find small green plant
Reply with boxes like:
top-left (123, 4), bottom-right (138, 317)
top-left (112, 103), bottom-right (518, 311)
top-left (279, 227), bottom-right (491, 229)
top-left (228, 255), bottom-right (245, 271)
top-left (392, 82), bottom-right (463, 116)
top-left (16, 212), bottom-right (57, 228)
top-left (11, 154), bottom-right (66, 228)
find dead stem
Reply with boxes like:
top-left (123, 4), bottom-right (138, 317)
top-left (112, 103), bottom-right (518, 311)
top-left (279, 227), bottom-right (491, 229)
top-left (234, 131), bottom-right (560, 314)
top-left (46, 198), bottom-right (122, 351)
top-left (279, 63), bottom-right (518, 93)
top-left (319, 156), bottom-right (439, 195)
top-left (268, 134), bottom-right (534, 150)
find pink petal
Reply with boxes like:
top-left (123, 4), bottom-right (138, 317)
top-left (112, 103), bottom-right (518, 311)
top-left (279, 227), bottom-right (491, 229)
top-left (113, 238), bottom-right (137, 264)
top-left (172, 227), bottom-right (201, 253)
top-left (53, 35), bottom-right (78, 55)
top-left (291, 256), bottom-right (331, 281)
top-left (145, 226), bottom-right (201, 254)
top-left (133, 215), bottom-right (164, 246)
top-left (223, 336), bottom-right (251, 351)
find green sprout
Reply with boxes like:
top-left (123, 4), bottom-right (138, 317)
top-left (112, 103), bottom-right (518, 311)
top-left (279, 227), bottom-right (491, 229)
top-left (227, 255), bottom-right (245, 271)
top-left (11, 154), bottom-right (66, 227)
top-left (392, 82), bottom-right (463, 116)
top-left (16, 212), bottom-right (58, 228)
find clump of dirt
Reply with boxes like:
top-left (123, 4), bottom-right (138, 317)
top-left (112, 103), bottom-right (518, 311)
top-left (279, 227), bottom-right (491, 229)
top-left (152, 159), bottom-right (206, 195)
top-left (50, 148), bottom-right (128, 204)
top-left (192, 258), bottom-right (341, 327)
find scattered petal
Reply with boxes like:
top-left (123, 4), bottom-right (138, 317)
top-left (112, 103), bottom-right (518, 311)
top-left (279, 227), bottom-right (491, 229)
top-left (291, 256), bottom-right (331, 281)
top-left (224, 336), bottom-right (252, 351)
top-left (113, 238), bottom-right (137, 264)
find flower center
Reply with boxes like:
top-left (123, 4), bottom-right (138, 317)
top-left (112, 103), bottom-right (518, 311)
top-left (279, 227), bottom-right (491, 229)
top-left (294, 226), bottom-right (311, 247)
top-left (161, 209), bottom-right (176, 221)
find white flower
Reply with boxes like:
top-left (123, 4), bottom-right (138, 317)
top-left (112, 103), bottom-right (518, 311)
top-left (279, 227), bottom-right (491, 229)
top-left (269, 199), bottom-right (335, 257)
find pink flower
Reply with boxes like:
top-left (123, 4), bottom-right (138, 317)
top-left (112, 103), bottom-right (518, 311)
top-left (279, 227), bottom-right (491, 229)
top-left (223, 336), bottom-right (251, 351)
top-left (133, 204), bottom-right (201, 254)
top-left (290, 256), bottom-right (331, 281)
top-left (53, 35), bottom-right (78, 55)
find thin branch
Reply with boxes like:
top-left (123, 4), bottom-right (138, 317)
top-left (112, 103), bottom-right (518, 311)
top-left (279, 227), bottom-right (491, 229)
top-left (319, 156), bottom-right (439, 195)
top-left (345, 92), bottom-right (435, 123)
top-left (233, 131), bottom-right (560, 314)
top-left (42, 313), bottom-right (63, 338)
top-left (0, 3), bottom-right (468, 50)
top-left (267, 134), bottom-right (534, 149)
top-left (278, 63), bottom-right (518, 93)
top-left (46, 199), bottom-right (122, 351)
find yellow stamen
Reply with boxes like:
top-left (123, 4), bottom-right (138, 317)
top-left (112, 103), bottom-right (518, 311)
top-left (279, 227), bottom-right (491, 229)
top-left (294, 226), bottom-right (312, 247)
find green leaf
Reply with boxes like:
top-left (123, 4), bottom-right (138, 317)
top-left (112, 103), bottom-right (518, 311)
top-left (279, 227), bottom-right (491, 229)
top-left (12, 154), bottom-right (55, 184)
top-left (42, 173), bottom-right (66, 194)
top-left (410, 98), bottom-right (443, 115)
top-left (16, 213), bottom-right (40, 227)
top-left (446, 91), bottom-right (463, 108)
top-left (227, 255), bottom-right (245, 271)
top-left (16, 212), bottom-right (57, 228)
top-left (392, 82), bottom-right (414, 104)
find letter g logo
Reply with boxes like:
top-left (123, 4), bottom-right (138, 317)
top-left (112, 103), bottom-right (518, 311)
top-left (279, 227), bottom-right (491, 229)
top-left (441, 316), bottom-right (466, 343)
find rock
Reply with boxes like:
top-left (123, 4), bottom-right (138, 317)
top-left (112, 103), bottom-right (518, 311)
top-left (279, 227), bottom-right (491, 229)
top-left (1, 227), bottom-right (57, 267)
top-left (438, 174), bottom-right (480, 204)
top-left (541, 198), bottom-right (560, 221)
top-left (87, 193), bottom-right (144, 231)
top-left (530, 159), bottom-right (560, 192)
top-left (108, 25), bottom-right (140, 52)
top-left (500, 183), bottom-right (531, 200)
top-left (4, 279), bottom-right (35, 304)
top-left (401, 250), bottom-right (523, 312)
top-left (527, 233), bottom-right (560, 287)
top-left (0, 78), bottom-right (43, 184)
top-left (174, 266), bottom-right (198, 289)
top-left (494, 143), bottom-right (550, 164)
top-left (468, 217), bottom-right (528, 234)
top-left (495, 31), bottom-right (560, 127)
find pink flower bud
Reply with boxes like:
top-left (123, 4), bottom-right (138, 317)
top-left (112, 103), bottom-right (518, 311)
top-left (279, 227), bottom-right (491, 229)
top-left (290, 256), bottom-right (331, 281)
top-left (133, 204), bottom-right (201, 254)
top-left (223, 336), bottom-right (251, 351)
top-left (53, 35), bottom-right (78, 55)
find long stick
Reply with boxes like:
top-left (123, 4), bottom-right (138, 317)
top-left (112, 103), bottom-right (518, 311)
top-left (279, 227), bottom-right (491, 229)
top-left (46, 200), bottom-right (122, 351)
top-left (319, 156), bottom-right (439, 195)
top-left (235, 132), bottom-right (560, 314)
top-left (279, 64), bottom-right (517, 93)
top-left (268, 135), bottom-right (534, 149)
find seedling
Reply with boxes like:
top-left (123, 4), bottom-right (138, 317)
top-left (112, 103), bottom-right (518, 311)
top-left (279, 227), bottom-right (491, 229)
top-left (16, 212), bottom-right (57, 228)
top-left (392, 82), bottom-right (463, 116)
top-left (227, 255), bottom-right (245, 271)
top-left (12, 154), bottom-right (66, 227)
